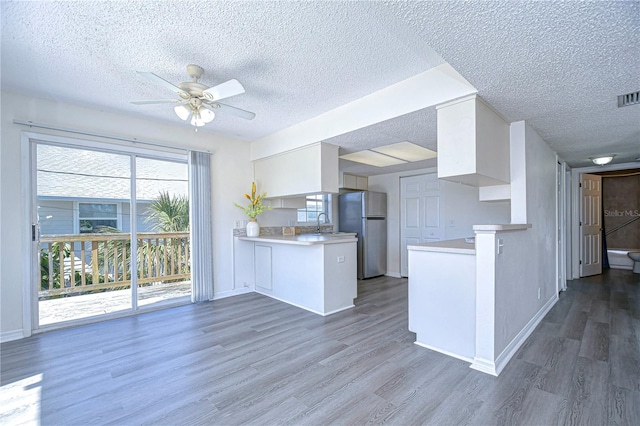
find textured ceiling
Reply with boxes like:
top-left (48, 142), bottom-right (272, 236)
top-left (2, 1), bottom-right (639, 175)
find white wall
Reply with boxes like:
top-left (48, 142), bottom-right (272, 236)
top-left (441, 180), bottom-right (510, 240)
top-left (1, 91), bottom-right (253, 339)
top-left (495, 121), bottom-right (558, 364)
top-left (368, 167), bottom-right (510, 277)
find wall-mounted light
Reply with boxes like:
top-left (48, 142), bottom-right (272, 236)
top-left (590, 155), bottom-right (615, 166)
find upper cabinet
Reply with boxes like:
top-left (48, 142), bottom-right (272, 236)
top-left (254, 142), bottom-right (339, 198)
top-left (340, 172), bottom-right (368, 190)
top-left (264, 197), bottom-right (306, 209)
top-left (436, 95), bottom-right (510, 187)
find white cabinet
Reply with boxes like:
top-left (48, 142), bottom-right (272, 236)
top-left (479, 184), bottom-right (511, 202)
top-left (408, 244), bottom-right (476, 361)
top-left (340, 172), bottom-right (368, 190)
top-left (247, 239), bottom-right (357, 315)
top-left (356, 176), bottom-right (368, 190)
top-left (254, 142), bottom-right (339, 198)
top-left (264, 197), bottom-right (306, 209)
top-left (254, 244), bottom-right (272, 290)
top-left (436, 95), bottom-right (510, 187)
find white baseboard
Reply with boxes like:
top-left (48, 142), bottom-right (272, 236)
top-left (471, 294), bottom-right (559, 376)
top-left (1, 329), bottom-right (25, 343)
top-left (254, 289), bottom-right (354, 316)
top-left (469, 357), bottom-right (499, 376)
top-left (212, 287), bottom-right (253, 300)
top-left (385, 272), bottom-right (402, 278)
top-left (414, 341), bottom-right (474, 364)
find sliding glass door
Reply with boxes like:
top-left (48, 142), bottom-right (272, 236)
top-left (34, 141), bottom-right (190, 328)
top-left (135, 157), bottom-right (190, 309)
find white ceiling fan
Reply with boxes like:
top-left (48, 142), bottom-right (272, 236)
top-left (131, 64), bottom-right (255, 128)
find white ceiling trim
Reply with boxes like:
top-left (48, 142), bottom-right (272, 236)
top-left (250, 63), bottom-right (476, 160)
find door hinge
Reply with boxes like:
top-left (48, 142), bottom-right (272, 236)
top-left (579, 260), bottom-right (582, 265)
top-left (579, 183), bottom-right (582, 188)
top-left (579, 221), bottom-right (582, 226)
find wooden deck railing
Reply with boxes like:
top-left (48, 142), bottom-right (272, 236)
top-left (39, 232), bottom-right (190, 297)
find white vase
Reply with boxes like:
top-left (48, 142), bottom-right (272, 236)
top-left (246, 219), bottom-right (260, 237)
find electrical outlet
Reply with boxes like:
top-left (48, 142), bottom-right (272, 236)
top-left (337, 256), bottom-right (345, 263)
top-left (497, 238), bottom-right (504, 254)
top-left (235, 220), bottom-right (242, 228)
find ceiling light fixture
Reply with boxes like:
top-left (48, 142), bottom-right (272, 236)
top-left (340, 150), bottom-right (408, 167)
top-left (371, 141), bottom-right (437, 162)
top-left (590, 155), bottom-right (615, 166)
top-left (191, 107), bottom-right (215, 127)
top-left (174, 103), bottom-right (215, 128)
top-left (340, 142), bottom-right (437, 168)
top-left (174, 105), bottom-right (191, 121)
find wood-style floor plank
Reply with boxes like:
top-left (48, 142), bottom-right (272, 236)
top-left (2, 269), bottom-right (640, 425)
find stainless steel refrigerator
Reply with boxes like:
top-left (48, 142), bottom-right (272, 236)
top-left (339, 191), bottom-right (387, 279)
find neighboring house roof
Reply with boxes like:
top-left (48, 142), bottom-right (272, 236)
top-left (37, 144), bottom-right (188, 201)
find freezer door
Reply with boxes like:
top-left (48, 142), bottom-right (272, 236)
top-left (339, 192), bottom-right (364, 232)
top-left (363, 191), bottom-right (387, 218)
top-left (362, 217), bottom-right (387, 278)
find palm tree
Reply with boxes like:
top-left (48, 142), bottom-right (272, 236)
top-left (145, 191), bottom-right (189, 232)
top-left (143, 192), bottom-right (190, 278)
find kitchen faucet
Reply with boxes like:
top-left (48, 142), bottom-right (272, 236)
top-left (316, 212), bottom-right (327, 233)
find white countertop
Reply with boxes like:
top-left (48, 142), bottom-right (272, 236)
top-left (238, 233), bottom-right (357, 246)
top-left (473, 224), bottom-right (532, 232)
top-left (407, 238), bottom-right (476, 255)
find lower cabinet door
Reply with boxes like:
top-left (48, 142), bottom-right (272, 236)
top-left (254, 244), bottom-right (273, 290)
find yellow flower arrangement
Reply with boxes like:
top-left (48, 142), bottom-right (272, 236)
top-left (234, 182), bottom-right (272, 219)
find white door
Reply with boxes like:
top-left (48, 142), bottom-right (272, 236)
top-left (580, 173), bottom-right (602, 277)
top-left (400, 173), bottom-right (443, 277)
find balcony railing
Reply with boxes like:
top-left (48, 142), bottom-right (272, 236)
top-left (39, 232), bottom-right (190, 298)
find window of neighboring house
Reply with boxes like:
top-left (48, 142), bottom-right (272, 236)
top-left (78, 202), bottom-right (119, 233)
top-left (297, 194), bottom-right (330, 223)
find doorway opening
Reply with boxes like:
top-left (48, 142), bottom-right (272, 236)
top-left (571, 164), bottom-right (640, 279)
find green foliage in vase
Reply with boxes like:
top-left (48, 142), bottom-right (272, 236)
top-left (234, 182), bottom-right (272, 219)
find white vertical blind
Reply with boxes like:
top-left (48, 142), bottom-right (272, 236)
top-left (188, 151), bottom-right (214, 302)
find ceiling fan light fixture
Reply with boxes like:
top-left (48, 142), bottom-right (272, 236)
top-left (200, 108), bottom-right (215, 123)
top-left (135, 65), bottom-right (255, 127)
top-left (590, 155), bottom-right (615, 166)
top-left (190, 108), bottom-right (215, 127)
top-left (174, 105), bottom-right (191, 121)
top-left (191, 110), bottom-right (204, 127)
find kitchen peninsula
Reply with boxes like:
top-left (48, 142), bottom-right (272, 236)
top-left (407, 224), bottom-right (533, 376)
top-left (236, 233), bottom-right (357, 316)
top-left (408, 238), bottom-right (477, 361)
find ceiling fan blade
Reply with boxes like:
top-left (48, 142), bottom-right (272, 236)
top-left (205, 102), bottom-right (256, 120)
top-left (130, 99), bottom-right (183, 105)
top-left (202, 79), bottom-right (245, 101)
top-left (136, 71), bottom-right (189, 97)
